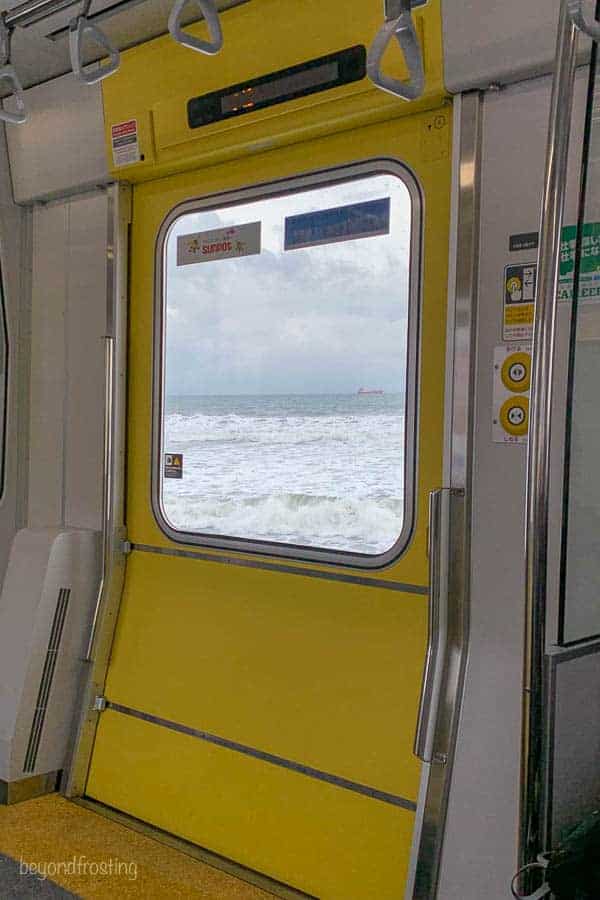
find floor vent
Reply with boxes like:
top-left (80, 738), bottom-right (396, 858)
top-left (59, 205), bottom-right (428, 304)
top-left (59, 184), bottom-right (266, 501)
top-left (23, 588), bottom-right (71, 774)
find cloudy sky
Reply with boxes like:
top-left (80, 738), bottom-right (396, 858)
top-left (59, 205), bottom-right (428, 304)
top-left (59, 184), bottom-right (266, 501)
top-left (164, 173), bottom-right (412, 396)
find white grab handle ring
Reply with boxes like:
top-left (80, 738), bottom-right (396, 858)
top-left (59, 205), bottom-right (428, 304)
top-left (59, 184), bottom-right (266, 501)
top-left (367, 2), bottom-right (425, 101)
top-left (0, 18), bottom-right (27, 124)
top-left (168, 0), bottom-right (223, 55)
top-left (568, 0), bottom-right (600, 40)
top-left (69, 12), bottom-right (120, 85)
top-left (0, 64), bottom-right (27, 125)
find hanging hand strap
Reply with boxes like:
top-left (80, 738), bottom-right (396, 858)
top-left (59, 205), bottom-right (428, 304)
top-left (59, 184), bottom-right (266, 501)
top-left (367, 0), bottom-right (425, 101)
top-left (168, 0), bottom-right (223, 55)
top-left (568, 0), bottom-right (600, 39)
top-left (0, 17), bottom-right (27, 125)
top-left (69, 0), bottom-right (120, 85)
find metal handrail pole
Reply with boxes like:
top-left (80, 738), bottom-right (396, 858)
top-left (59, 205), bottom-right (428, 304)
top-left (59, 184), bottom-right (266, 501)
top-left (520, 0), bottom-right (579, 874)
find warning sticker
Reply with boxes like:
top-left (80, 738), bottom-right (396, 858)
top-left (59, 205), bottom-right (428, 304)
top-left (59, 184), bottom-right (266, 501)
top-left (164, 453), bottom-right (183, 479)
top-left (111, 120), bottom-right (141, 168)
top-left (177, 222), bottom-right (261, 266)
top-left (503, 263), bottom-right (537, 341)
top-left (503, 223), bottom-right (600, 340)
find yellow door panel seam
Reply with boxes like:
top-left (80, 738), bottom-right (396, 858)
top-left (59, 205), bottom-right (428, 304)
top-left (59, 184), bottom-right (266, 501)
top-left (87, 710), bottom-right (416, 900)
top-left (130, 543), bottom-right (429, 595)
top-left (105, 700), bottom-right (418, 811)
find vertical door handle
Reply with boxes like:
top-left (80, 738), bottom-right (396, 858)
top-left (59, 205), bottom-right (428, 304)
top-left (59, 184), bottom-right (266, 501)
top-left (414, 488), bottom-right (452, 763)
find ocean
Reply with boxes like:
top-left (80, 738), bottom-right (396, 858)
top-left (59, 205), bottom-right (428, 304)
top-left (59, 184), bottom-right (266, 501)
top-left (162, 393), bottom-right (404, 555)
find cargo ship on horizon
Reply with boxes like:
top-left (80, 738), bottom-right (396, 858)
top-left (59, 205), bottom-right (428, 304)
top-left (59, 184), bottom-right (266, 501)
top-left (357, 387), bottom-right (384, 395)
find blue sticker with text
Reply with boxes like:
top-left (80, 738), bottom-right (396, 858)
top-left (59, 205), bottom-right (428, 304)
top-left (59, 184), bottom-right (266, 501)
top-left (284, 198), bottom-right (390, 251)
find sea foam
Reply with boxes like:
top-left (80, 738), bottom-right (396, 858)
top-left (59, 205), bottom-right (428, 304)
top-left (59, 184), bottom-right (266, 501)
top-left (162, 395), bottom-right (405, 555)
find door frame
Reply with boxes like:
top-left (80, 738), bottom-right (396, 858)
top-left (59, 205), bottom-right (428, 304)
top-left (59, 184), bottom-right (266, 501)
top-left (64, 97), bottom-right (480, 900)
top-left (407, 91), bottom-right (481, 899)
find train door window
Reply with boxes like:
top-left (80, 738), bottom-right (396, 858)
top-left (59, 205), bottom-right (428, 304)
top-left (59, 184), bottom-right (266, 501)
top-left (155, 164), bottom-right (420, 566)
top-left (560, 59), bottom-right (600, 643)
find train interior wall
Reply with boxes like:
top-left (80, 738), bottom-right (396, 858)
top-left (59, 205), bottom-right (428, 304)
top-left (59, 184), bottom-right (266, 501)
top-left (0, 1), bottom-right (597, 898)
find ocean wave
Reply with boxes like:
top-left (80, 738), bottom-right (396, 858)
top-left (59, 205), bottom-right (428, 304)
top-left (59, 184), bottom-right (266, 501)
top-left (162, 492), bottom-right (403, 554)
top-left (164, 412), bottom-right (404, 447)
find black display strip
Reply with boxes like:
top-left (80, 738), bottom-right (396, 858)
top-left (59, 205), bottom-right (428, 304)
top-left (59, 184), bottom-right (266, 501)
top-left (188, 45), bottom-right (367, 130)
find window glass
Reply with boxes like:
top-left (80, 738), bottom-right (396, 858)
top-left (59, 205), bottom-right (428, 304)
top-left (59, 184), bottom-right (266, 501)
top-left (158, 170), bottom-right (416, 561)
top-left (560, 62), bottom-right (600, 642)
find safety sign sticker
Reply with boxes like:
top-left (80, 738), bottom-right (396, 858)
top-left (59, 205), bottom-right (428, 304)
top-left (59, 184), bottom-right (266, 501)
top-left (503, 222), bottom-right (600, 340)
top-left (284, 198), bottom-right (390, 251)
top-left (164, 453), bottom-right (183, 479)
top-left (111, 120), bottom-right (141, 168)
top-left (177, 222), bottom-right (261, 266)
top-left (503, 263), bottom-right (537, 341)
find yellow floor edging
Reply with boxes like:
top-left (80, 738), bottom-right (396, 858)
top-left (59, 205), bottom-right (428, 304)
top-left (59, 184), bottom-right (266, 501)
top-left (0, 794), bottom-right (273, 899)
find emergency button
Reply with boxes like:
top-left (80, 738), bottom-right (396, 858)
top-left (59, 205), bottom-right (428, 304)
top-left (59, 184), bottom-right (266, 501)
top-left (501, 352), bottom-right (531, 393)
top-left (500, 396), bottom-right (529, 437)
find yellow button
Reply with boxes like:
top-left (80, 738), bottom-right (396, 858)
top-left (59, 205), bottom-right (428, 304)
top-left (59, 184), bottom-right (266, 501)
top-left (501, 352), bottom-right (531, 393)
top-left (500, 396), bottom-right (529, 436)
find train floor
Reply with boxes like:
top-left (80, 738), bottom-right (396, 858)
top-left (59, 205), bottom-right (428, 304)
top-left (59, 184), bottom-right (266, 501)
top-left (0, 793), bottom-right (273, 898)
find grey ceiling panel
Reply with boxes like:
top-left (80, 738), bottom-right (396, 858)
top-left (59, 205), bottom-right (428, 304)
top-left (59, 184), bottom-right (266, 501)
top-left (0, 0), bottom-right (247, 94)
top-left (442, 0), bottom-right (590, 93)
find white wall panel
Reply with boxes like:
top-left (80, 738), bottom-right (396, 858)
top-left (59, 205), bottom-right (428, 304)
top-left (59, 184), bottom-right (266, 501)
top-left (64, 194), bottom-right (107, 531)
top-left (0, 126), bottom-right (29, 588)
top-left (29, 191), bottom-right (107, 532)
top-left (442, 0), bottom-right (590, 93)
top-left (28, 203), bottom-right (67, 528)
top-left (437, 72), bottom-right (587, 899)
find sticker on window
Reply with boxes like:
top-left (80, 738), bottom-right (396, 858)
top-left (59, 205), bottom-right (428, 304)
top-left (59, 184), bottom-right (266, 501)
top-left (164, 453), bottom-right (183, 479)
top-left (177, 222), bottom-right (261, 266)
top-left (284, 198), bottom-right (390, 251)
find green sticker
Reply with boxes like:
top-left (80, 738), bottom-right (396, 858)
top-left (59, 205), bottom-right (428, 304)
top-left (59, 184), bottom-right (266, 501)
top-left (558, 222), bottom-right (600, 302)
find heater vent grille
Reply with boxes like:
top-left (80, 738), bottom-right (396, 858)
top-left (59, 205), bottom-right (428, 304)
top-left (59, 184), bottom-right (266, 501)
top-left (23, 587), bottom-right (71, 774)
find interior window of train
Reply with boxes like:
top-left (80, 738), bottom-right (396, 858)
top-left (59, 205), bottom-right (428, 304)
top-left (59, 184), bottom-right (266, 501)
top-left (156, 167), bottom-right (418, 564)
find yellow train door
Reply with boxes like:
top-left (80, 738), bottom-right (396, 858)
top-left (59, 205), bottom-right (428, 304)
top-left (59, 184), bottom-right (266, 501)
top-left (72, 2), bottom-right (452, 897)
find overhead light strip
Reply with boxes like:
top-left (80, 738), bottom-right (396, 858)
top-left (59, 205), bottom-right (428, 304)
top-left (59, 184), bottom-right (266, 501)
top-left (4, 0), bottom-right (81, 29)
top-left (45, 0), bottom-right (150, 43)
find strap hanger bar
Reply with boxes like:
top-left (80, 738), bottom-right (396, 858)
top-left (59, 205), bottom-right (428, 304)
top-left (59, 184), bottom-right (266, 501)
top-left (384, 0), bottom-right (408, 20)
top-left (4, 0), bottom-right (80, 29)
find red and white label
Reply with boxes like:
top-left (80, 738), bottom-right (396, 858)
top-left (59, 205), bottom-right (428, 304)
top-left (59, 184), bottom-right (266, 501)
top-left (111, 119), bottom-right (140, 168)
top-left (177, 222), bottom-right (262, 266)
